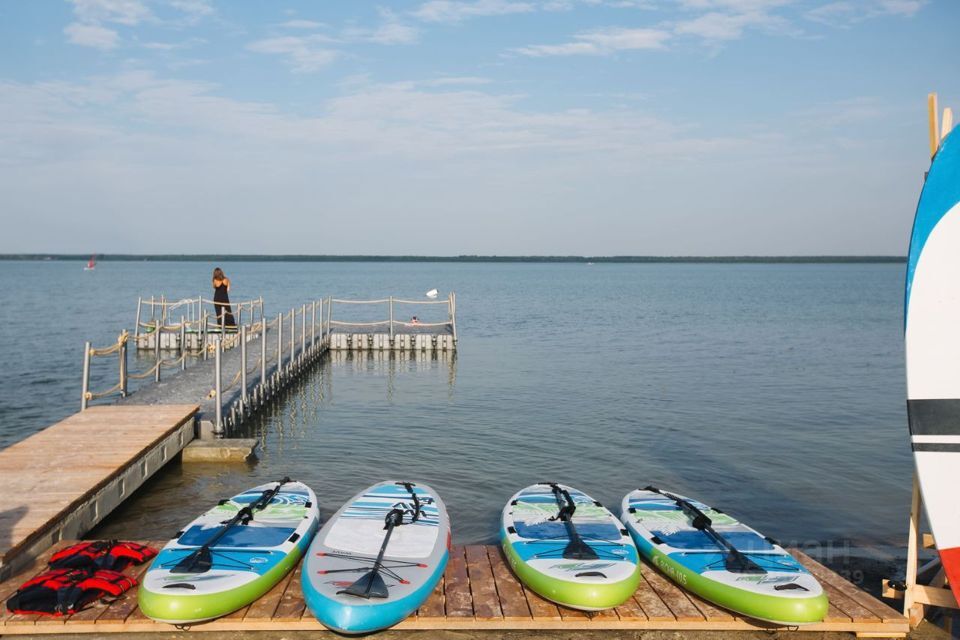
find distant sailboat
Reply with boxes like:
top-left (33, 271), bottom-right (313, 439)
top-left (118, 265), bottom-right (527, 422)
top-left (84, 254), bottom-right (96, 271)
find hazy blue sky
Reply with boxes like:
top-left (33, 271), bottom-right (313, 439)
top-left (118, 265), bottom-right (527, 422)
top-left (1, 0), bottom-right (957, 255)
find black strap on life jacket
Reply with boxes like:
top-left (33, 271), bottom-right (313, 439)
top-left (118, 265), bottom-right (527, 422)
top-left (48, 541), bottom-right (156, 571)
top-left (6, 567), bottom-right (138, 616)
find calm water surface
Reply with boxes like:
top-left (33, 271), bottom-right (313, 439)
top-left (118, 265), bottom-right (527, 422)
top-left (0, 261), bottom-right (911, 561)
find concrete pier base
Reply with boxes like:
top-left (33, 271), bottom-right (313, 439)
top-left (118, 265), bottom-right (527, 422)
top-left (182, 438), bottom-right (258, 463)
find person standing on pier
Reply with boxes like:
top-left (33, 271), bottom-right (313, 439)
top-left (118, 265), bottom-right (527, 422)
top-left (212, 267), bottom-right (236, 330)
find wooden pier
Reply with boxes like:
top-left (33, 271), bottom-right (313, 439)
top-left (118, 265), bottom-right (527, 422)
top-left (0, 542), bottom-right (908, 636)
top-left (0, 406), bottom-right (198, 582)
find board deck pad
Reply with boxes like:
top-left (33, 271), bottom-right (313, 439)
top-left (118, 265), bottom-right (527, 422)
top-left (137, 480), bottom-right (319, 624)
top-left (501, 483), bottom-right (640, 611)
top-left (905, 125), bottom-right (960, 603)
top-left (302, 481), bottom-right (450, 634)
top-left (621, 488), bottom-right (827, 624)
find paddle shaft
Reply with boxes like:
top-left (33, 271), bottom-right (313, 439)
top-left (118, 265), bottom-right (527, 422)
top-left (644, 486), bottom-right (764, 574)
top-left (547, 483), bottom-right (598, 561)
top-left (174, 478), bottom-right (291, 572)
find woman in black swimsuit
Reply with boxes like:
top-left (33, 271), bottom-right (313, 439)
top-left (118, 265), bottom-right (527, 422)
top-left (212, 267), bottom-right (236, 329)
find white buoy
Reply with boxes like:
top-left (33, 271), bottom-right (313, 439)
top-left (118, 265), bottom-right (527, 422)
top-left (426, 288), bottom-right (438, 299)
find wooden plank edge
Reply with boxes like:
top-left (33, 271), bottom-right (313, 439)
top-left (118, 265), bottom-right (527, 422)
top-left (0, 406), bottom-right (198, 563)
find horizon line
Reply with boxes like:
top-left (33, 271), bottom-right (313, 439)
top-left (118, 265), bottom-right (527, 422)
top-left (0, 254), bottom-right (907, 264)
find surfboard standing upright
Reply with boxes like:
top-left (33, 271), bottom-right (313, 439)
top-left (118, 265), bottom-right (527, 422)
top-left (138, 478), bottom-right (320, 624)
top-left (302, 481), bottom-right (450, 634)
top-left (501, 483), bottom-right (641, 611)
top-left (905, 125), bottom-right (960, 602)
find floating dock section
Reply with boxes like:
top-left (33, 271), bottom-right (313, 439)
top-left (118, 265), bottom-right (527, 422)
top-left (327, 293), bottom-right (457, 352)
top-left (0, 406), bottom-right (198, 582)
top-left (0, 543), bottom-right (908, 636)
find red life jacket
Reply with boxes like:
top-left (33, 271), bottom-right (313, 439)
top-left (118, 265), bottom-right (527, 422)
top-left (5, 568), bottom-right (136, 616)
top-left (49, 541), bottom-right (156, 571)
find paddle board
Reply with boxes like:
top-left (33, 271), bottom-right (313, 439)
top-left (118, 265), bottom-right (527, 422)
top-left (906, 125), bottom-right (960, 602)
top-left (501, 483), bottom-right (640, 611)
top-left (622, 487), bottom-right (827, 624)
top-left (302, 481), bottom-right (450, 634)
top-left (138, 479), bottom-right (319, 624)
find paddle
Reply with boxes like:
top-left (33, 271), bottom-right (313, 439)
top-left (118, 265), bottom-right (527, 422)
top-left (642, 485), bottom-right (765, 574)
top-left (172, 477), bottom-right (291, 574)
top-left (544, 483), bottom-right (599, 561)
top-left (338, 482), bottom-right (422, 599)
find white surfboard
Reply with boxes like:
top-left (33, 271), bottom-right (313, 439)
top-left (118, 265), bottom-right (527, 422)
top-left (905, 125), bottom-right (960, 603)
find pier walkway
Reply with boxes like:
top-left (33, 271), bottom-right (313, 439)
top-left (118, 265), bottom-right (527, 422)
top-left (0, 542), bottom-right (908, 636)
top-left (0, 406), bottom-right (197, 582)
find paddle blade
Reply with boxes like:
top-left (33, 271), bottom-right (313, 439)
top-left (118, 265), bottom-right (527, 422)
top-left (562, 538), bottom-right (599, 561)
top-left (724, 552), bottom-right (765, 574)
top-left (172, 547), bottom-right (212, 574)
top-left (338, 571), bottom-right (389, 599)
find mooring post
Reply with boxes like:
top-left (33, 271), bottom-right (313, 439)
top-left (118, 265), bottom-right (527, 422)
top-left (180, 322), bottom-right (187, 371)
top-left (214, 337), bottom-right (224, 438)
top-left (260, 319), bottom-right (267, 394)
top-left (389, 296), bottom-right (395, 342)
top-left (451, 292), bottom-right (458, 344)
top-left (240, 324), bottom-right (248, 409)
top-left (326, 296), bottom-right (333, 339)
top-left (277, 312), bottom-right (284, 381)
top-left (80, 341), bottom-right (91, 411)
top-left (134, 297), bottom-right (142, 340)
top-left (154, 319), bottom-right (162, 382)
top-left (119, 335), bottom-right (128, 398)
top-left (201, 311), bottom-right (208, 361)
top-left (289, 308), bottom-right (295, 370)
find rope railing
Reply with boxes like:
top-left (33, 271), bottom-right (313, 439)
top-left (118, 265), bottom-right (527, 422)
top-left (326, 293), bottom-right (458, 342)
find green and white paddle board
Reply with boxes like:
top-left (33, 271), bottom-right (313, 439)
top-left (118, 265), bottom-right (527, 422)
top-left (621, 487), bottom-right (827, 625)
top-left (501, 483), bottom-right (641, 611)
top-left (138, 479), bottom-right (320, 624)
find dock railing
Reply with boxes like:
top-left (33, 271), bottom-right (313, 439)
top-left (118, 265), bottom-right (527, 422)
top-left (134, 295), bottom-right (264, 345)
top-left (211, 298), bottom-right (327, 437)
top-left (327, 292), bottom-right (457, 343)
top-left (80, 308), bottom-right (268, 411)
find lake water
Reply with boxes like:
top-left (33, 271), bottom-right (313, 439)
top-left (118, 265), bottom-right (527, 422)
top-left (0, 260), bottom-right (912, 577)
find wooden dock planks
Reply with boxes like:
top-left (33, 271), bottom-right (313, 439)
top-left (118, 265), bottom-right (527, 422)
top-left (0, 543), bottom-right (909, 636)
top-left (0, 405), bottom-right (198, 581)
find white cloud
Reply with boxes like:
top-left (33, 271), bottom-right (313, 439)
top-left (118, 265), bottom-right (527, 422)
top-left (343, 9), bottom-right (420, 45)
top-left (67, 0), bottom-right (152, 25)
top-left (674, 10), bottom-right (778, 40)
top-left (515, 27), bottom-right (670, 56)
top-left (169, 0), bottom-right (215, 19)
top-left (64, 22), bottom-right (119, 50)
top-left (247, 36), bottom-right (339, 73)
top-left (422, 76), bottom-right (492, 86)
top-left (807, 0), bottom-right (925, 26)
top-left (412, 0), bottom-right (536, 23)
top-left (277, 20), bottom-right (327, 30)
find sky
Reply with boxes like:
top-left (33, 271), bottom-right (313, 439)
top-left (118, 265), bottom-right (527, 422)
top-left (0, 0), bottom-right (958, 256)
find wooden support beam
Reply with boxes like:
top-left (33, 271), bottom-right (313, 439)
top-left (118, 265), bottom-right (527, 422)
top-left (929, 92), bottom-right (940, 157)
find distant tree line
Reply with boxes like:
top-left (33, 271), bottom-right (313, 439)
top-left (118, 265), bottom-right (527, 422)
top-left (0, 254), bottom-right (905, 263)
